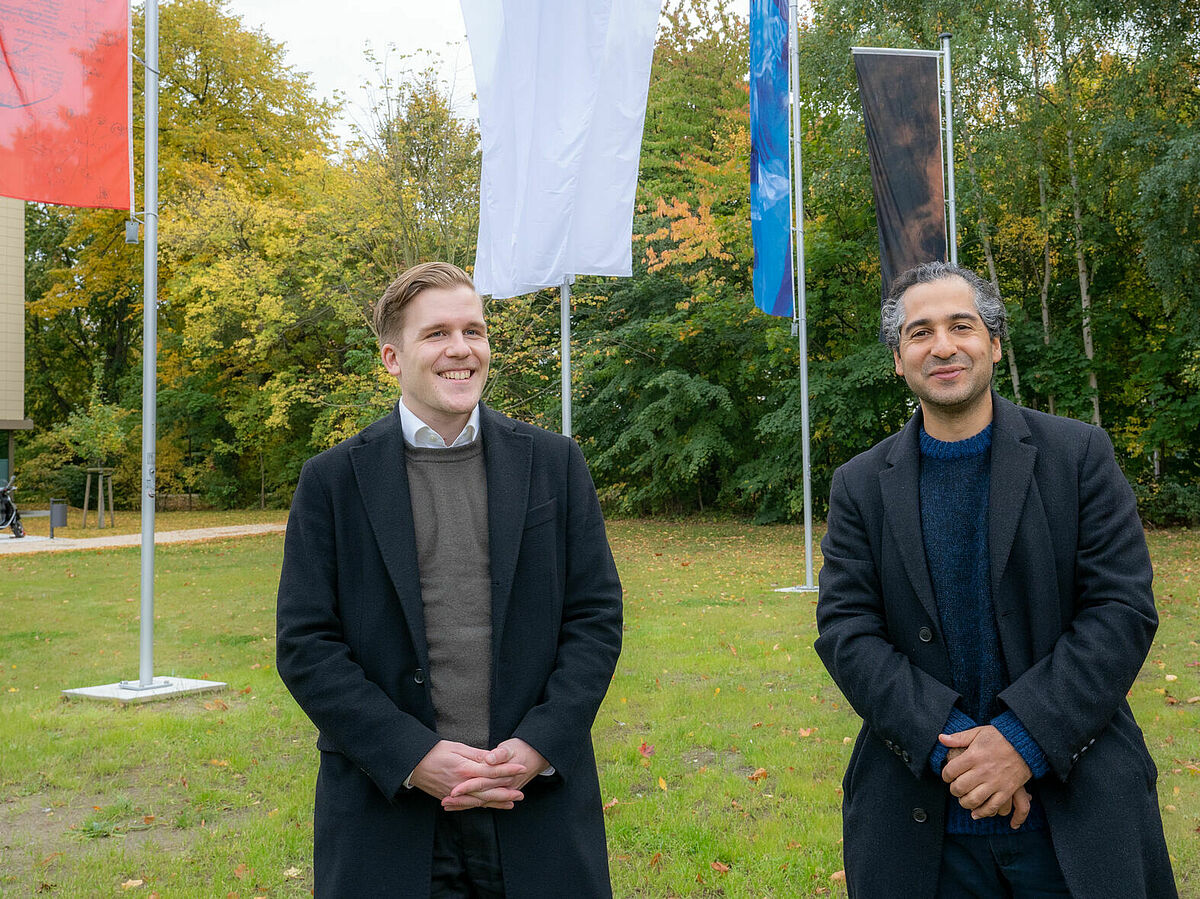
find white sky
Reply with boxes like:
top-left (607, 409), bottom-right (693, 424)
top-left (222, 1), bottom-right (477, 143)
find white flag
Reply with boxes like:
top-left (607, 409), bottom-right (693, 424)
top-left (461, 0), bottom-right (660, 299)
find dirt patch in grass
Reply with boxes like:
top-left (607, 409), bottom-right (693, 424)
top-left (0, 785), bottom-right (241, 884)
top-left (680, 746), bottom-right (755, 778)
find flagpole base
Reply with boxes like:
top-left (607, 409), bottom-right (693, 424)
top-left (62, 677), bottom-right (226, 704)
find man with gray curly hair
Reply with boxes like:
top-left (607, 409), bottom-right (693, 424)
top-left (815, 262), bottom-right (1174, 897)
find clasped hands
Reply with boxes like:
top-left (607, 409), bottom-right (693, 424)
top-left (410, 737), bottom-right (548, 812)
top-left (939, 725), bottom-right (1033, 829)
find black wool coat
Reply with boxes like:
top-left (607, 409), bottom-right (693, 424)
top-left (277, 403), bottom-right (623, 898)
top-left (815, 393), bottom-right (1176, 898)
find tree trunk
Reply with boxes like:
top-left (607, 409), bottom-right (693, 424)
top-left (1061, 46), bottom-right (1102, 426)
top-left (1033, 41), bottom-right (1055, 415)
top-left (963, 127), bottom-right (1022, 404)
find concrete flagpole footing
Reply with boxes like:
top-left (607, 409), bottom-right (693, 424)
top-left (63, 677), bottom-right (226, 704)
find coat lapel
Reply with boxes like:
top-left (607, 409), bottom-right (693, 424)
top-left (350, 407), bottom-right (429, 667)
top-left (480, 405), bottom-right (532, 665)
top-left (879, 410), bottom-right (941, 625)
top-left (988, 393), bottom-right (1037, 609)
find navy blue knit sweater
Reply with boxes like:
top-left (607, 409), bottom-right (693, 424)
top-left (919, 424), bottom-right (1049, 834)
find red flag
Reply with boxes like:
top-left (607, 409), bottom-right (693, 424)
top-left (0, 0), bottom-right (130, 209)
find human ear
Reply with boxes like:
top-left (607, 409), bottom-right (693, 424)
top-left (381, 343), bottom-right (403, 379)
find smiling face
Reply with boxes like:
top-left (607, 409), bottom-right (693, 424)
top-left (380, 284), bottom-right (490, 443)
top-left (892, 275), bottom-right (1002, 440)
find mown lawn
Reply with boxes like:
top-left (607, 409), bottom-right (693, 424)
top-left (1, 520), bottom-right (1196, 897)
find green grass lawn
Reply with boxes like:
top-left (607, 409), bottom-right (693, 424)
top-left (1, 520), bottom-right (1196, 897)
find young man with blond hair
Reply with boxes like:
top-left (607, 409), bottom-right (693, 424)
top-left (278, 262), bottom-right (622, 897)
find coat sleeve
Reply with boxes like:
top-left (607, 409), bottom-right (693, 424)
top-left (997, 426), bottom-right (1158, 780)
top-left (814, 465), bottom-right (960, 780)
top-left (276, 458), bottom-right (440, 801)
top-left (511, 440), bottom-right (623, 778)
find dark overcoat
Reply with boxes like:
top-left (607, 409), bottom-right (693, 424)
top-left (277, 403), bottom-right (623, 898)
top-left (815, 393), bottom-right (1176, 898)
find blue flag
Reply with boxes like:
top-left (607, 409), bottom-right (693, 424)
top-left (750, 0), bottom-right (793, 318)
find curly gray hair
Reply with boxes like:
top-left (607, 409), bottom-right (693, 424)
top-left (880, 262), bottom-right (1007, 350)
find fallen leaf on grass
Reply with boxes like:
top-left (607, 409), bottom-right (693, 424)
top-left (283, 867), bottom-right (302, 879)
top-left (831, 870), bottom-right (847, 883)
top-left (1186, 696), bottom-right (1200, 704)
top-left (748, 768), bottom-right (768, 782)
top-left (798, 727), bottom-right (816, 737)
top-left (638, 741), bottom-right (655, 758)
top-left (1166, 674), bottom-right (1178, 682)
top-left (657, 776), bottom-right (667, 791)
top-left (711, 861), bottom-right (730, 873)
top-left (240, 686), bottom-right (252, 694)
top-left (650, 852), bottom-right (662, 868)
top-left (204, 699), bottom-right (228, 711)
top-left (121, 880), bottom-right (144, 890)
top-left (209, 759), bottom-right (229, 767)
top-left (142, 816), bottom-right (155, 825)
top-left (602, 798), bottom-right (619, 811)
top-left (233, 863), bottom-right (249, 880)
top-left (786, 840), bottom-right (802, 850)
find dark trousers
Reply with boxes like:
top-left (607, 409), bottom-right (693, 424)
top-left (430, 807), bottom-right (506, 899)
top-left (935, 830), bottom-right (1071, 898)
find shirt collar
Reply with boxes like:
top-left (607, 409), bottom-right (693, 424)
top-left (398, 399), bottom-right (481, 449)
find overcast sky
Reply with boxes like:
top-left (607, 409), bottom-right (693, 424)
top-left (222, 1), bottom-right (477, 143)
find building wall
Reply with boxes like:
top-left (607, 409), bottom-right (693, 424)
top-left (0, 197), bottom-right (24, 424)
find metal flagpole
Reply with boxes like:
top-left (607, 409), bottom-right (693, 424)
top-left (135, 0), bottom-right (160, 689)
top-left (776, 0), bottom-right (816, 593)
top-left (65, 0), bottom-right (224, 703)
top-left (940, 32), bottom-right (958, 264)
top-left (561, 276), bottom-right (572, 436)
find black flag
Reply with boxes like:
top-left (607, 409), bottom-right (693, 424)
top-left (853, 49), bottom-right (947, 297)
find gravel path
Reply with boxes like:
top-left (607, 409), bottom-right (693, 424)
top-left (0, 522), bottom-right (287, 555)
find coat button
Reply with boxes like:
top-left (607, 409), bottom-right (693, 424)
top-left (918, 627), bottom-right (933, 643)
top-left (902, 751), bottom-right (911, 764)
top-left (912, 807), bottom-right (927, 823)
top-left (413, 668), bottom-right (425, 685)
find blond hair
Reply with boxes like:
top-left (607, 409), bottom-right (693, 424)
top-left (373, 262), bottom-right (476, 346)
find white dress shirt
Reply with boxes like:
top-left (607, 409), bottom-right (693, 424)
top-left (398, 399), bottom-right (481, 449)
